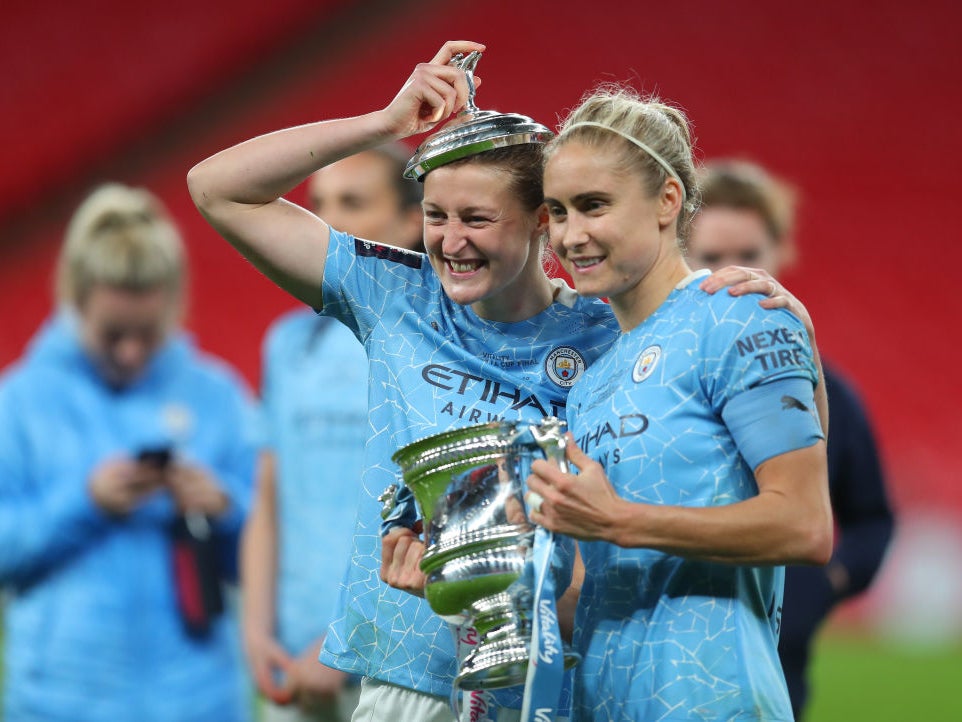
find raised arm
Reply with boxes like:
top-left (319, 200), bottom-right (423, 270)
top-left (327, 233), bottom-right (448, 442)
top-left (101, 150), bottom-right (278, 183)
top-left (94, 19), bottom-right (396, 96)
top-left (186, 40), bottom-right (484, 308)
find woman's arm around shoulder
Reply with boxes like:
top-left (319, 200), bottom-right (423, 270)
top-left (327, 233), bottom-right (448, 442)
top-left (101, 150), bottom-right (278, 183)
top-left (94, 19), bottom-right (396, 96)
top-left (527, 435), bottom-right (833, 567)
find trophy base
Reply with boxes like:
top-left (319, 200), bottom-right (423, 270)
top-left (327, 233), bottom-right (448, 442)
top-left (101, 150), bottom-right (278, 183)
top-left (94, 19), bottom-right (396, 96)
top-left (455, 634), bottom-right (581, 691)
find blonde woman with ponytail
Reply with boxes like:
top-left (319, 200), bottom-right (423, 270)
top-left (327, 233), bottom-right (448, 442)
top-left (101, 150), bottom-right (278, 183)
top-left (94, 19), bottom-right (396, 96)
top-left (0, 183), bottom-right (256, 721)
top-left (527, 88), bottom-right (833, 721)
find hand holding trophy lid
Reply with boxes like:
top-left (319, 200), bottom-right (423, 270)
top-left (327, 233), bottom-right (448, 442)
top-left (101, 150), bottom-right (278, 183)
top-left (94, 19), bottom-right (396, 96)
top-left (404, 51), bottom-right (553, 180)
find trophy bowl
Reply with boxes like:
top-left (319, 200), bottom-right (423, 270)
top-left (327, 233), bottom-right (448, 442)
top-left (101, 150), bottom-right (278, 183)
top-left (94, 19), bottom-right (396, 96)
top-left (391, 418), bottom-right (580, 690)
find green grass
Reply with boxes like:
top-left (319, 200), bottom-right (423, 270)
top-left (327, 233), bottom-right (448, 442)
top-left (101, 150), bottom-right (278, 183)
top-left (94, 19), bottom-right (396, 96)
top-left (2, 622), bottom-right (960, 720)
top-left (805, 632), bottom-right (962, 721)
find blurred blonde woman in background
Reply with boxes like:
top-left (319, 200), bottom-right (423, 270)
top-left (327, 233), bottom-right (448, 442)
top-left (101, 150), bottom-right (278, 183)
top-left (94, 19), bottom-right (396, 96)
top-left (0, 183), bottom-right (257, 721)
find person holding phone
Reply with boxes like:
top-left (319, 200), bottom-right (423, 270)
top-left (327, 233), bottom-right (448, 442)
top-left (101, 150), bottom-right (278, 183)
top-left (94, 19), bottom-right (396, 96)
top-left (0, 183), bottom-right (258, 721)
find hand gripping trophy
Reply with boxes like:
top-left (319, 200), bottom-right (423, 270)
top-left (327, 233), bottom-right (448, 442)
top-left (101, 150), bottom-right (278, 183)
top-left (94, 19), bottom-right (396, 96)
top-left (391, 418), bottom-right (580, 690)
top-left (388, 53), bottom-right (581, 719)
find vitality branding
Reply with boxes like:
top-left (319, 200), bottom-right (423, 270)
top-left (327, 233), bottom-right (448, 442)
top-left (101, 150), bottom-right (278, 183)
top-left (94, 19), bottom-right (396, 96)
top-left (467, 690), bottom-right (495, 722)
top-left (538, 599), bottom-right (560, 664)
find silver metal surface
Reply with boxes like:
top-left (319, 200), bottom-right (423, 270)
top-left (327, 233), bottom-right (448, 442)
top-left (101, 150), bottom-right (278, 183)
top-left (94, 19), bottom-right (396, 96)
top-left (378, 483), bottom-right (399, 520)
top-left (403, 52), bottom-right (553, 180)
top-left (392, 418), bottom-right (580, 689)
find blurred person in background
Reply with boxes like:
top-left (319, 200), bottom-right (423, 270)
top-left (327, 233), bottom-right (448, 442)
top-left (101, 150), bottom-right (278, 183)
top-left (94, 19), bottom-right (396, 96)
top-left (241, 144), bottom-right (423, 722)
top-left (688, 159), bottom-right (895, 719)
top-left (0, 183), bottom-right (257, 721)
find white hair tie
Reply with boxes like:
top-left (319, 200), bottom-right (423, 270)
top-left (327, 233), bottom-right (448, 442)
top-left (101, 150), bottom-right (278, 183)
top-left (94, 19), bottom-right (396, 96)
top-left (565, 121), bottom-right (687, 202)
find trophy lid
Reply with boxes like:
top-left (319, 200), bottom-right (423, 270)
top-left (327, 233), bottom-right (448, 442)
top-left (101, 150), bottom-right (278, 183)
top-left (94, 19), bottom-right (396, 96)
top-left (403, 51), bottom-right (553, 181)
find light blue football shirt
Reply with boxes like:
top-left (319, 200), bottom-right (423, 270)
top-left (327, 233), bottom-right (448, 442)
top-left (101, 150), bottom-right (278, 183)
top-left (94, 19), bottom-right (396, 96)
top-left (317, 229), bottom-right (620, 697)
top-left (566, 271), bottom-right (820, 722)
top-left (261, 309), bottom-right (369, 655)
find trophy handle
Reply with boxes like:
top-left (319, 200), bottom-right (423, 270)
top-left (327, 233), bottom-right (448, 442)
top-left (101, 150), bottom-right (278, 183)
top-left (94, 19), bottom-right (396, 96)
top-left (529, 417), bottom-right (569, 474)
top-left (378, 483), bottom-right (399, 520)
top-left (449, 50), bottom-right (482, 114)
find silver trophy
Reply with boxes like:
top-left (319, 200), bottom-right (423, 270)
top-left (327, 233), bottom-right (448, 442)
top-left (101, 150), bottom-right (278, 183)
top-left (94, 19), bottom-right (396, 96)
top-left (403, 51), bottom-right (553, 180)
top-left (390, 418), bottom-right (580, 690)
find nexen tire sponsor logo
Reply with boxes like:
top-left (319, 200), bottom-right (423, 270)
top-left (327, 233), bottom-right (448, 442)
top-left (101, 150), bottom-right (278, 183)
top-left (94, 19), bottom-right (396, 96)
top-left (736, 327), bottom-right (810, 372)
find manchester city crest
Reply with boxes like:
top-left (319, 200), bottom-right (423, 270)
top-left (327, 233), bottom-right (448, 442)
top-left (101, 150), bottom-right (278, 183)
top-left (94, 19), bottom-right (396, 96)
top-left (545, 346), bottom-right (587, 388)
top-left (632, 345), bottom-right (662, 383)
top-left (161, 402), bottom-right (195, 441)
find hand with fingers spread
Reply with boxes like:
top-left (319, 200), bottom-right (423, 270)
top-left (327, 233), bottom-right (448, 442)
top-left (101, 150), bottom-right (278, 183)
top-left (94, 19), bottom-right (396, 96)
top-left (380, 526), bottom-right (428, 596)
top-left (526, 434), bottom-right (629, 542)
top-left (699, 265), bottom-right (814, 339)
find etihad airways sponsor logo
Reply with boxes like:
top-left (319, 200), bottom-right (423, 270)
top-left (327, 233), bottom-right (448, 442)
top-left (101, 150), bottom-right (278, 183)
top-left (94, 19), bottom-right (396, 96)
top-left (422, 364), bottom-right (565, 419)
top-left (576, 413), bottom-right (649, 454)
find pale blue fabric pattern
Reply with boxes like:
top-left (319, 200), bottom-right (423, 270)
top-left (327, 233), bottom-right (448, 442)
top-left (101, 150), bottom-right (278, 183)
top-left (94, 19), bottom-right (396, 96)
top-left (566, 272), bottom-right (820, 722)
top-left (317, 230), bottom-right (620, 698)
top-left (262, 309), bottom-right (370, 655)
top-left (0, 312), bottom-right (256, 722)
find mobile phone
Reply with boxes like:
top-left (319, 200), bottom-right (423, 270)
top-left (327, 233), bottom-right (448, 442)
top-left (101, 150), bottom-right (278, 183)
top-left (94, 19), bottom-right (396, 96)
top-left (136, 446), bottom-right (172, 468)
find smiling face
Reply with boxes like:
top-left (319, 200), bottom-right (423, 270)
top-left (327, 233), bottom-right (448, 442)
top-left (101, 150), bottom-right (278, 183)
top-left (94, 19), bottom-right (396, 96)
top-left (543, 140), bottom-right (688, 329)
top-left (421, 162), bottom-right (549, 321)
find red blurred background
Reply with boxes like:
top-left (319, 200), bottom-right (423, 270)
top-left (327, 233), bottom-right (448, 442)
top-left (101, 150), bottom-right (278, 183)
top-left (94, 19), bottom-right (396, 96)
top-left (1, 0), bottom-right (959, 532)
